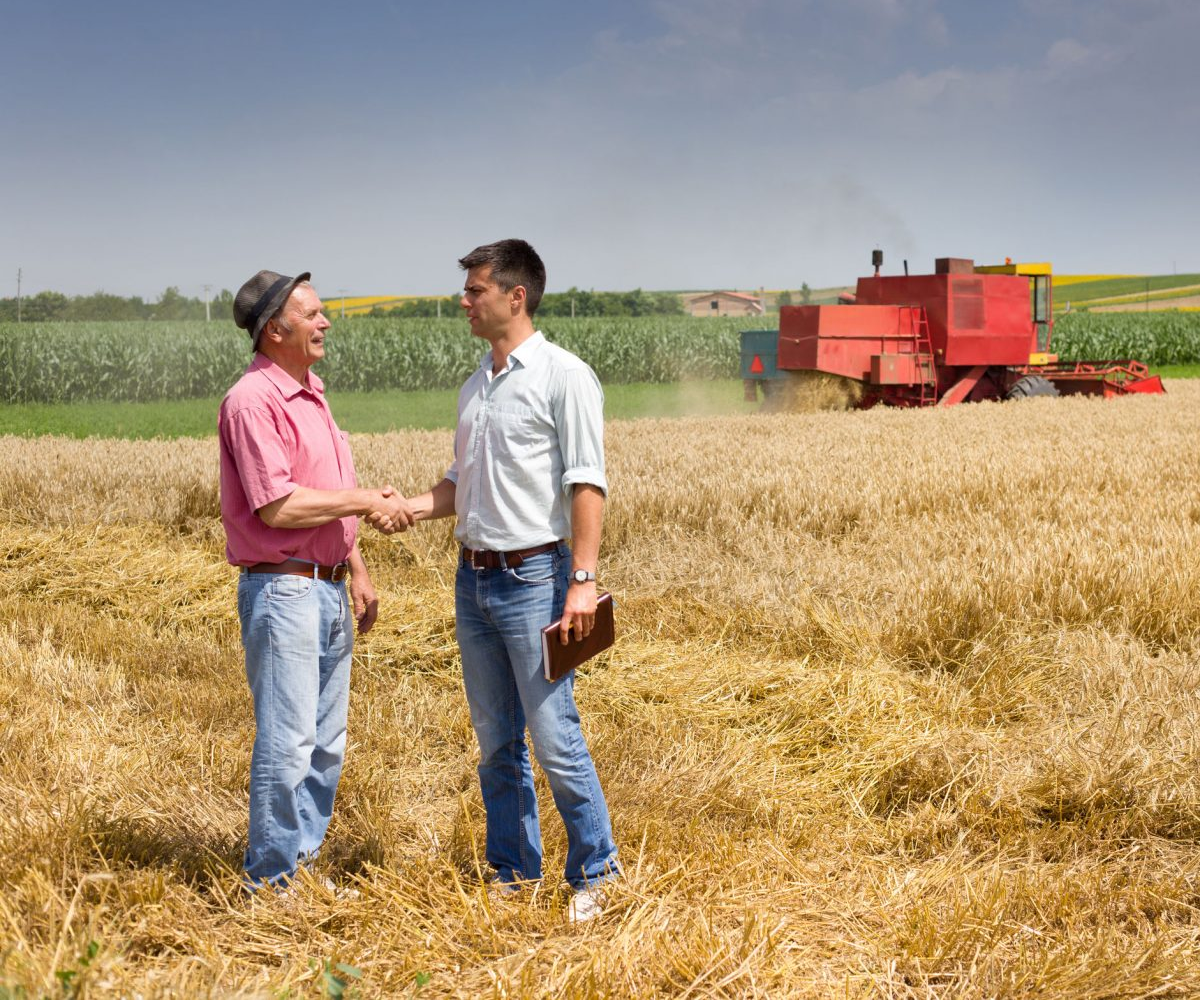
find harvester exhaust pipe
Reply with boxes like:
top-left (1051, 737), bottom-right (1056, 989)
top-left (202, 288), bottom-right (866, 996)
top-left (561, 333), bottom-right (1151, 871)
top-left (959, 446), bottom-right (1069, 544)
top-left (903, 259), bottom-right (909, 276)
top-left (872, 248), bottom-right (883, 277)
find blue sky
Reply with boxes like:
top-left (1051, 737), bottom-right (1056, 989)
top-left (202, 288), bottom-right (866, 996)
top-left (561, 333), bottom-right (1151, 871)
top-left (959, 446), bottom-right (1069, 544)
top-left (3, 0), bottom-right (1197, 299)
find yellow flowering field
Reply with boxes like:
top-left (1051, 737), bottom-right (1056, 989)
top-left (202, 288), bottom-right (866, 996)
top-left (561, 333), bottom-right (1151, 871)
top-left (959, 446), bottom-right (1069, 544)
top-left (324, 295), bottom-right (425, 316)
top-left (1051, 274), bottom-right (1136, 287)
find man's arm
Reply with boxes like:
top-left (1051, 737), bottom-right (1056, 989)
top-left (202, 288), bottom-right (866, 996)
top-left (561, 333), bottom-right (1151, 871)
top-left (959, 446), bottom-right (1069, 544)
top-left (258, 485), bottom-right (413, 532)
top-left (346, 543), bottom-right (378, 634)
top-left (558, 483), bottom-right (604, 644)
top-left (408, 477), bottom-right (457, 523)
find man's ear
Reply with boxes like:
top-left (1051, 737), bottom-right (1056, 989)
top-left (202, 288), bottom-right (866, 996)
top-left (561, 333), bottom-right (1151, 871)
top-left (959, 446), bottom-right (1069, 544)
top-left (510, 285), bottom-right (527, 315)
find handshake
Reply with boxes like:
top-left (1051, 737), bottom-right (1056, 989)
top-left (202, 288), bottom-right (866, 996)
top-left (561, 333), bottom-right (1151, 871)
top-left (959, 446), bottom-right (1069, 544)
top-left (363, 485), bottom-right (415, 535)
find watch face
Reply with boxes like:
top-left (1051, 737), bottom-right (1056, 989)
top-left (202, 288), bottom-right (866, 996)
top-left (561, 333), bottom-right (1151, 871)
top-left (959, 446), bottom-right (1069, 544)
top-left (572, 569), bottom-right (592, 583)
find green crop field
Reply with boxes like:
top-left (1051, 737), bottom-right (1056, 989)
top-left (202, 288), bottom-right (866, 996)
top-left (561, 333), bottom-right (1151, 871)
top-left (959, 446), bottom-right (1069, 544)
top-left (1052, 313), bottom-right (1200, 366)
top-left (2, 312), bottom-right (1198, 407)
top-left (1052, 273), bottom-right (1200, 307)
top-left (0, 317), bottom-right (746, 405)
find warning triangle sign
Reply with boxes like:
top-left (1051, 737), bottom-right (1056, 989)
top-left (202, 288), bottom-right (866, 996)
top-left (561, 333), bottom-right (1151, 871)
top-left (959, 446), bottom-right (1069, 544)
top-left (750, 354), bottom-right (765, 374)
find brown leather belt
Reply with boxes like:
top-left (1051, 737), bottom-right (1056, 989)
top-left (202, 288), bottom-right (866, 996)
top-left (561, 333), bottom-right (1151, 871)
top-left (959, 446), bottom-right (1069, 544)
top-left (244, 558), bottom-right (349, 582)
top-left (461, 541), bottom-right (559, 571)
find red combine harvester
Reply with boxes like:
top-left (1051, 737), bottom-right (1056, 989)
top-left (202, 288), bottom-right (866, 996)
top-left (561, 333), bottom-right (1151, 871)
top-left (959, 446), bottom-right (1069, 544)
top-left (741, 252), bottom-right (1165, 408)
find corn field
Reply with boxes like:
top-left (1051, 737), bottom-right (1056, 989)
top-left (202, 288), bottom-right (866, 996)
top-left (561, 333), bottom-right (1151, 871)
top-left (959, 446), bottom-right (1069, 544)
top-left (1, 384), bottom-right (1199, 996)
top-left (2, 312), bottom-right (1196, 405)
top-left (1053, 311), bottom-right (1200, 366)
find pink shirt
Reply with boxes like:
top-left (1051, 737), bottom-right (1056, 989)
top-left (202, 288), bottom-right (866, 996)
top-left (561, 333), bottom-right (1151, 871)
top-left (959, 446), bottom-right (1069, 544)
top-left (219, 353), bottom-right (358, 566)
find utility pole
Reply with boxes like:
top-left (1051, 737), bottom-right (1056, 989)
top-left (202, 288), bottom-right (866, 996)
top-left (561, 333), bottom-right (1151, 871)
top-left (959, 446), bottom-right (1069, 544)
top-left (337, 289), bottom-right (348, 320)
top-left (16, 268), bottom-right (21, 322)
top-left (202, 284), bottom-right (212, 322)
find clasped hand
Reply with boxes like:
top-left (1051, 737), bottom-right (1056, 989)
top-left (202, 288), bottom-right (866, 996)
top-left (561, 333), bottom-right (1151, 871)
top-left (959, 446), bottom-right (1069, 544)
top-left (365, 486), bottom-right (414, 534)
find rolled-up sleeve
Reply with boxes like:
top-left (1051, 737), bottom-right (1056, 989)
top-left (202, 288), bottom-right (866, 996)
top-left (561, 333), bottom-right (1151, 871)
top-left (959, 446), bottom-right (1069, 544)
top-left (444, 427), bottom-right (460, 484)
top-left (555, 364), bottom-right (607, 498)
top-left (223, 405), bottom-right (296, 512)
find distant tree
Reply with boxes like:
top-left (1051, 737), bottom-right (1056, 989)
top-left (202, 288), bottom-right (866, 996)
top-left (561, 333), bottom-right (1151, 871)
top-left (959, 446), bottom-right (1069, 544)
top-left (65, 292), bottom-right (146, 321)
top-left (153, 286), bottom-right (195, 321)
top-left (0, 286), bottom-right (237, 322)
top-left (211, 289), bottom-right (234, 321)
top-left (23, 291), bottom-right (70, 321)
top-left (800, 282), bottom-right (812, 304)
top-left (776, 290), bottom-right (793, 309)
top-left (539, 287), bottom-right (682, 317)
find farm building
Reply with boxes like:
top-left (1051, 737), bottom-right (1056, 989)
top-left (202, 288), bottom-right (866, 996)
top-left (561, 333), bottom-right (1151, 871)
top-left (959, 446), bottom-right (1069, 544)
top-left (684, 290), bottom-right (765, 317)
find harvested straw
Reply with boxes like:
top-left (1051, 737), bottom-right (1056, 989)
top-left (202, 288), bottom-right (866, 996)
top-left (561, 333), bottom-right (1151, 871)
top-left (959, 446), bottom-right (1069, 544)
top-left (1, 383), bottom-right (1199, 996)
top-left (761, 371), bottom-right (863, 412)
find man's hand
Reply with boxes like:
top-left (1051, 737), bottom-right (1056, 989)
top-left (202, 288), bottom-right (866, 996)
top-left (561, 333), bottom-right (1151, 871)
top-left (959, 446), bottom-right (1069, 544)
top-left (559, 580), bottom-right (597, 645)
top-left (364, 485), bottom-right (415, 534)
top-left (349, 564), bottom-right (379, 634)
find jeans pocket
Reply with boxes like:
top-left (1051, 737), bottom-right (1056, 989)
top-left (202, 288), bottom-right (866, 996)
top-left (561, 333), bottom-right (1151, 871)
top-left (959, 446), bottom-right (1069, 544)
top-left (508, 552), bottom-right (557, 585)
top-left (265, 573), bottom-right (316, 600)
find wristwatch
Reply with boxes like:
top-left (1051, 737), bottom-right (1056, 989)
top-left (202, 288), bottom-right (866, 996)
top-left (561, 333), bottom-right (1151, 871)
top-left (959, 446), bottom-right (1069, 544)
top-left (571, 569), bottom-right (596, 584)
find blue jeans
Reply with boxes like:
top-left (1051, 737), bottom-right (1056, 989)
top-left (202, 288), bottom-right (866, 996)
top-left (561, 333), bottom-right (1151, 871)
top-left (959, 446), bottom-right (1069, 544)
top-left (236, 570), bottom-right (353, 888)
top-left (455, 543), bottom-right (619, 889)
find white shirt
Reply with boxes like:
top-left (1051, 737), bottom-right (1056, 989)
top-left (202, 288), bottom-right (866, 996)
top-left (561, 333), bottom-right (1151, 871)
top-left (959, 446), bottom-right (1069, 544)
top-left (446, 331), bottom-right (607, 550)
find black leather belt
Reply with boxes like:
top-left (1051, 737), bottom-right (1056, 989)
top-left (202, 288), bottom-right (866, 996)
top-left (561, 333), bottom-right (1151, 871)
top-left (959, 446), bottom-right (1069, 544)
top-left (244, 558), bottom-right (349, 582)
top-left (461, 541), bottom-right (559, 570)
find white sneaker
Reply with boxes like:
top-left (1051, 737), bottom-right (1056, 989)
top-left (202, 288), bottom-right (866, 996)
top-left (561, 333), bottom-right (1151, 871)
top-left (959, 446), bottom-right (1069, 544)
top-left (487, 877), bottom-right (522, 904)
top-left (568, 886), bottom-right (606, 924)
top-left (314, 875), bottom-right (361, 901)
top-left (272, 874), bottom-right (360, 901)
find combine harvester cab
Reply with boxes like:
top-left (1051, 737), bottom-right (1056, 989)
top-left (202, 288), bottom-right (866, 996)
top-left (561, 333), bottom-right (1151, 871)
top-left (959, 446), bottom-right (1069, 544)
top-left (742, 254), bottom-right (1165, 408)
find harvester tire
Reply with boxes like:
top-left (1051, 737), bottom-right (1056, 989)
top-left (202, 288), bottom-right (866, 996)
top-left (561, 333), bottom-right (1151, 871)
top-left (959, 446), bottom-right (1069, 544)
top-left (1006, 374), bottom-right (1060, 400)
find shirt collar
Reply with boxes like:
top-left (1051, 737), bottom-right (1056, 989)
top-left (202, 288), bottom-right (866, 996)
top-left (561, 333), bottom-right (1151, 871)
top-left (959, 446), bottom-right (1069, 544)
top-left (251, 351), bottom-right (324, 400)
top-left (481, 330), bottom-right (546, 374)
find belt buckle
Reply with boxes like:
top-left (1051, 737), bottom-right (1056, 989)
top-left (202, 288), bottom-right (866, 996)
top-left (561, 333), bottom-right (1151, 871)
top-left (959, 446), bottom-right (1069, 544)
top-left (330, 562), bottom-right (349, 583)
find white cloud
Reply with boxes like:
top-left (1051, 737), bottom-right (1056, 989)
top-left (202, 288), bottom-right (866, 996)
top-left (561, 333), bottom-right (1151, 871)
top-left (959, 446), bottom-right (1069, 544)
top-left (1044, 38), bottom-right (1093, 71)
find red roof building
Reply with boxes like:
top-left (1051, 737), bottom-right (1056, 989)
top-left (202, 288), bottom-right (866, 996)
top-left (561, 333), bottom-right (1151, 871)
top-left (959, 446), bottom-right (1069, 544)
top-left (683, 290), bottom-right (765, 318)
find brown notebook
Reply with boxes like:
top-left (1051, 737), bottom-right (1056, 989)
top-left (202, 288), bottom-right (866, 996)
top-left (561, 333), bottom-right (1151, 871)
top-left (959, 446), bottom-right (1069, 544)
top-left (541, 592), bottom-right (615, 682)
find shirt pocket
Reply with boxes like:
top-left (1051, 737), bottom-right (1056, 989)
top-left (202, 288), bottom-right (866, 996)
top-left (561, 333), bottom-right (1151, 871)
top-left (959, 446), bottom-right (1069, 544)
top-left (486, 402), bottom-right (544, 460)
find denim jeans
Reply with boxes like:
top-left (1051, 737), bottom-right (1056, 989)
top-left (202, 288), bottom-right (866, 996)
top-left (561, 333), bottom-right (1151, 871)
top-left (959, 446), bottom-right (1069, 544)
top-left (237, 570), bottom-right (353, 888)
top-left (455, 542), bottom-right (619, 890)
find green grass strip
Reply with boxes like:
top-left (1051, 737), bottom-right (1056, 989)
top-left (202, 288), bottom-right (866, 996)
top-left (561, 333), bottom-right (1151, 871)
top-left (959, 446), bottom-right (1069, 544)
top-left (0, 380), bottom-right (759, 440)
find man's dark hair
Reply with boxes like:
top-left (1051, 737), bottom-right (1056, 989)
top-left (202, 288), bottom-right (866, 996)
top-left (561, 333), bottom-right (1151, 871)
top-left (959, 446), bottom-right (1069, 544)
top-left (458, 239), bottom-right (547, 316)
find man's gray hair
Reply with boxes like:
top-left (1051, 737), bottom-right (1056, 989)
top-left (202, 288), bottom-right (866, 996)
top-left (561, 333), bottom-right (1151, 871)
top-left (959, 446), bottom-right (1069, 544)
top-left (269, 280), bottom-right (313, 334)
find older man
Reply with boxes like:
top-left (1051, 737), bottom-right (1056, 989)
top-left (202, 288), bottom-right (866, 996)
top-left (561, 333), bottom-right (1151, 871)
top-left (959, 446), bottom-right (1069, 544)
top-left (220, 269), bottom-right (411, 890)
top-left (408, 240), bottom-right (619, 922)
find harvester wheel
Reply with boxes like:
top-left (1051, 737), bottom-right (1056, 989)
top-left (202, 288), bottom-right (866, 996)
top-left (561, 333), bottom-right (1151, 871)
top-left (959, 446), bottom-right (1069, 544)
top-left (1006, 374), bottom-right (1060, 400)
top-left (762, 371), bottom-right (863, 413)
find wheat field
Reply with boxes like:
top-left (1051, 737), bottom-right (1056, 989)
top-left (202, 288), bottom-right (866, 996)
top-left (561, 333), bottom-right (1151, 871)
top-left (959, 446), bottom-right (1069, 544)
top-left (2, 384), bottom-right (1199, 998)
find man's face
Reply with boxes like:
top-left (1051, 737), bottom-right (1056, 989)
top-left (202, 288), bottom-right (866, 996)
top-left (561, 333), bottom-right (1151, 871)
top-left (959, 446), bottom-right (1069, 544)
top-left (269, 285), bottom-right (331, 369)
top-left (461, 265), bottom-right (518, 341)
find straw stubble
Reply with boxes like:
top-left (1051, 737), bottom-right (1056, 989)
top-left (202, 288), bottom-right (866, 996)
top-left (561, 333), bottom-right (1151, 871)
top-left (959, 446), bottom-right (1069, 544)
top-left (1, 383), bottom-right (1199, 996)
